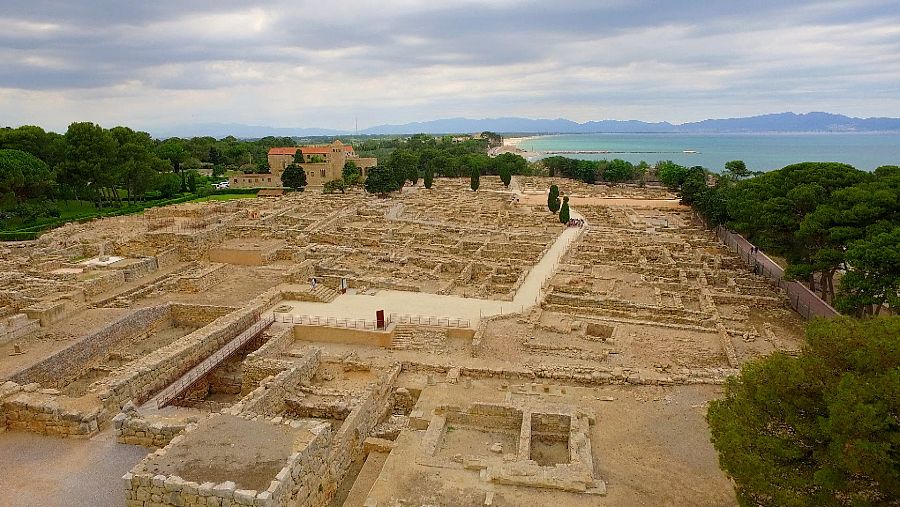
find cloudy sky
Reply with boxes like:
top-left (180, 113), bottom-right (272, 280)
top-left (2, 0), bottom-right (899, 132)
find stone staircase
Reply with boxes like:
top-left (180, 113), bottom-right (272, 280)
top-left (391, 324), bottom-right (447, 352)
top-left (308, 285), bottom-right (339, 303)
top-left (391, 325), bottom-right (416, 349)
top-left (287, 284), bottom-right (340, 303)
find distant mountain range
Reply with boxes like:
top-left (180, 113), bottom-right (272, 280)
top-left (151, 112), bottom-right (900, 138)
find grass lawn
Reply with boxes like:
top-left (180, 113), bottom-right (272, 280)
top-left (188, 193), bottom-right (257, 203)
top-left (58, 200), bottom-right (100, 219)
top-left (1, 195), bottom-right (192, 233)
top-left (1, 200), bottom-right (97, 231)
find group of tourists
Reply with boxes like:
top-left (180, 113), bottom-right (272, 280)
top-left (567, 218), bottom-right (585, 228)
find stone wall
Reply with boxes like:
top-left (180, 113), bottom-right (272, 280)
top-left (155, 248), bottom-right (180, 269)
top-left (293, 325), bottom-right (393, 348)
top-left (121, 257), bottom-right (159, 281)
top-left (240, 323), bottom-right (295, 395)
top-left (400, 360), bottom-right (734, 387)
top-left (237, 349), bottom-right (321, 416)
top-left (81, 270), bottom-right (126, 297)
top-left (9, 304), bottom-right (171, 388)
top-left (169, 303), bottom-right (236, 328)
top-left (123, 415), bottom-right (332, 507)
top-left (175, 263), bottom-right (229, 293)
top-left (101, 289), bottom-right (282, 411)
top-left (0, 381), bottom-right (102, 436)
top-left (22, 300), bottom-right (67, 327)
top-left (319, 364), bottom-right (401, 505)
top-left (0, 313), bottom-right (40, 347)
top-left (114, 409), bottom-right (193, 448)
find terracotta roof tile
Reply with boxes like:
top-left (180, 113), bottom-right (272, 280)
top-left (268, 145), bottom-right (353, 156)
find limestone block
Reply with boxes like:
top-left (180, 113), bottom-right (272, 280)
top-left (233, 490), bottom-right (256, 505)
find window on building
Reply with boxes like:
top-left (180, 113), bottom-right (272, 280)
top-left (320, 169), bottom-right (326, 177)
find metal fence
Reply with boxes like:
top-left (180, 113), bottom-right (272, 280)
top-left (273, 312), bottom-right (471, 330)
top-left (156, 313), bottom-right (274, 409)
top-left (274, 312), bottom-right (379, 330)
top-left (715, 226), bottom-right (839, 319)
top-left (388, 313), bottom-right (471, 328)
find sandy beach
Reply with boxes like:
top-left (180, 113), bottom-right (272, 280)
top-left (491, 135), bottom-right (542, 160)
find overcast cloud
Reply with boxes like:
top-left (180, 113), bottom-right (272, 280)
top-left (1, 0), bottom-right (899, 132)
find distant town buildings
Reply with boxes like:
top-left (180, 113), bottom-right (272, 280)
top-left (230, 140), bottom-right (377, 188)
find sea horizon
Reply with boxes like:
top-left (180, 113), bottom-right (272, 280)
top-left (511, 131), bottom-right (900, 172)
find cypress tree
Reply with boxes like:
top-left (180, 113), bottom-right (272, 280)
top-left (470, 166), bottom-right (480, 191)
top-left (559, 196), bottom-right (570, 224)
top-left (424, 165), bottom-right (434, 189)
top-left (548, 184), bottom-right (561, 213)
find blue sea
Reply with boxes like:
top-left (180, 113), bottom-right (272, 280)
top-left (516, 132), bottom-right (900, 172)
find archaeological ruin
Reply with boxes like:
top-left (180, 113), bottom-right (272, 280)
top-left (0, 176), bottom-right (811, 506)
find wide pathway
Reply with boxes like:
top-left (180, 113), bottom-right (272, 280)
top-left (279, 208), bottom-right (585, 327)
top-left (0, 428), bottom-right (147, 507)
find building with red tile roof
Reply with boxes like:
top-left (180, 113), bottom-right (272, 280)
top-left (230, 140), bottom-right (377, 189)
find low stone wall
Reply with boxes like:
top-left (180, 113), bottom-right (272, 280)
top-left (319, 364), bottom-right (400, 504)
top-left (237, 349), bottom-right (321, 416)
top-left (155, 248), bottom-right (180, 269)
top-left (9, 304), bottom-right (171, 388)
top-left (0, 381), bottom-right (102, 436)
top-left (400, 360), bottom-right (734, 386)
top-left (114, 410), bottom-right (194, 449)
top-left (101, 289), bottom-right (282, 411)
top-left (169, 303), bottom-right (236, 328)
top-left (292, 325), bottom-right (394, 348)
top-left (242, 326), bottom-right (295, 395)
top-left (175, 263), bottom-right (229, 293)
top-left (471, 314), bottom-right (510, 355)
top-left (122, 257), bottom-right (159, 281)
top-left (124, 415), bottom-right (332, 507)
top-left (0, 313), bottom-right (40, 347)
top-left (22, 300), bottom-right (67, 327)
top-left (710, 292), bottom-right (785, 308)
top-left (81, 270), bottom-right (126, 297)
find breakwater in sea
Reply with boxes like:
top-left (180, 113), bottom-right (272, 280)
top-left (543, 150), bottom-right (699, 155)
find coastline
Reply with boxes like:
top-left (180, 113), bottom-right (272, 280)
top-left (493, 132), bottom-right (900, 171)
top-left (494, 135), bottom-right (543, 160)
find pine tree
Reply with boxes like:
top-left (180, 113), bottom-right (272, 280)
top-left (281, 164), bottom-right (307, 192)
top-left (365, 165), bottom-right (401, 196)
top-left (708, 317), bottom-right (900, 506)
top-left (470, 166), bottom-right (480, 191)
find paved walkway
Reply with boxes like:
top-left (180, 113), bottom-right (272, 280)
top-left (279, 207), bottom-right (585, 327)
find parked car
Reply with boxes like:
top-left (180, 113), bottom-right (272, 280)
top-left (214, 181), bottom-right (230, 190)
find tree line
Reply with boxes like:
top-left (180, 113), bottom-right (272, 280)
top-left (541, 156), bottom-right (651, 184)
top-left (658, 159), bottom-right (899, 317)
top-left (360, 134), bottom-right (530, 195)
top-left (647, 159), bottom-right (900, 505)
top-left (0, 123), bottom-right (303, 221)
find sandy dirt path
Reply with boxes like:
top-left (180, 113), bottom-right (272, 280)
top-left (278, 208), bottom-right (586, 326)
